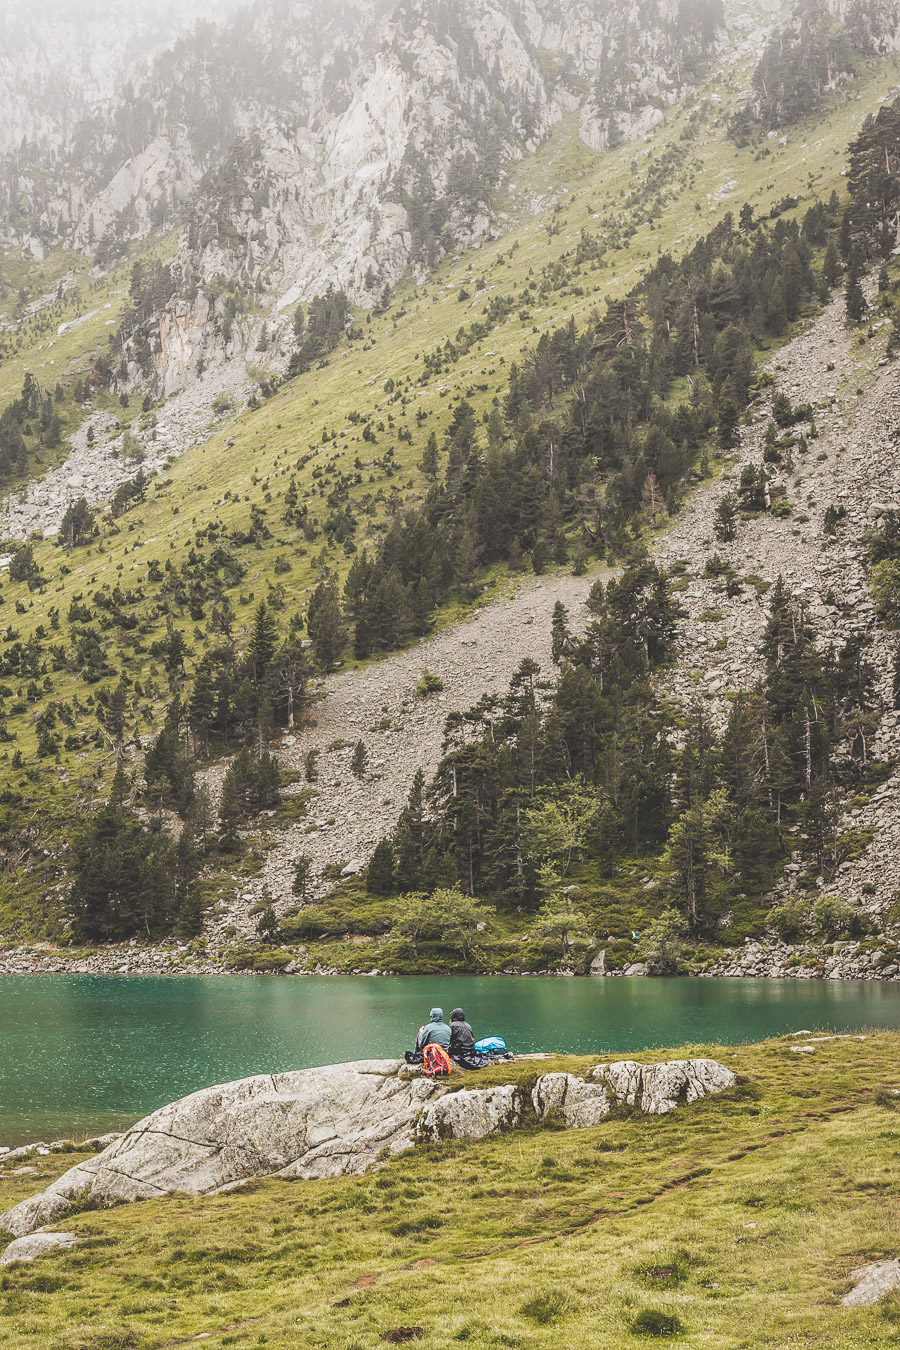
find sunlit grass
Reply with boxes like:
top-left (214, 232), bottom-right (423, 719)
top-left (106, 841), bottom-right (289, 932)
top-left (0, 1033), bottom-right (898, 1347)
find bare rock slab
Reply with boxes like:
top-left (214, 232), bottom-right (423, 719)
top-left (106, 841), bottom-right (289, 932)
top-left (417, 1085), bottom-right (522, 1141)
top-left (0, 1232), bottom-right (81, 1265)
top-left (0, 1060), bottom-right (444, 1238)
top-left (0, 1056), bottom-right (738, 1238)
top-left (588, 1057), bottom-right (737, 1115)
top-left (532, 1073), bottom-right (612, 1128)
top-left (842, 1259), bottom-right (900, 1307)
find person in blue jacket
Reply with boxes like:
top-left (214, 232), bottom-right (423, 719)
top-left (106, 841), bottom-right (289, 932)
top-left (414, 1007), bottom-right (452, 1052)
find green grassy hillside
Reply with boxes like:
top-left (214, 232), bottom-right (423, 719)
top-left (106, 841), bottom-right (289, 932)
top-left (1, 1034), bottom-right (898, 1348)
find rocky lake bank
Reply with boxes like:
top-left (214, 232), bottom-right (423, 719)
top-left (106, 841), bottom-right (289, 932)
top-left (2, 936), bottom-right (899, 980)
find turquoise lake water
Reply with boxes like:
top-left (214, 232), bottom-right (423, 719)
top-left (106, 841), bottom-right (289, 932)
top-left (1, 973), bottom-right (899, 1146)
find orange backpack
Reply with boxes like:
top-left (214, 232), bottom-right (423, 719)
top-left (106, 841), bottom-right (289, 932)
top-left (422, 1043), bottom-right (452, 1077)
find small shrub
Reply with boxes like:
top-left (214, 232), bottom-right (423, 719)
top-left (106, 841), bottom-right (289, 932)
top-left (415, 669), bottom-right (444, 697)
top-left (812, 895), bottom-right (868, 940)
top-left (874, 1089), bottom-right (899, 1110)
top-left (634, 1248), bottom-right (693, 1288)
top-left (390, 1214), bottom-right (444, 1237)
top-left (630, 1307), bottom-right (685, 1337)
top-left (519, 1289), bottom-right (571, 1324)
top-left (768, 900), bottom-right (807, 941)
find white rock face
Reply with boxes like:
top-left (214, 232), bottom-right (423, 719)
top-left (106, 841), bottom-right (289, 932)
top-left (417, 1085), bottom-right (522, 1141)
top-left (2, 0), bottom-right (734, 394)
top-left (589, 1057), bottom-right (737, 1115)
top-left (841, 1259), bottom-right (900, 1306)
top-left (592, 1060), bottom-right (644, 1106)
top-left (74, 135), bottom-right (201, 250)
top-left (534, 1058), bottom-right (736, 1123)
top-left (0, 1232), bottom-right (81, 1266)
top-left (532, 1073), bottom-right (612, 1128)
top-left (0, 1060), bottom-right (445, 1239)
top-left (580, 101), bottom-right (665, 153)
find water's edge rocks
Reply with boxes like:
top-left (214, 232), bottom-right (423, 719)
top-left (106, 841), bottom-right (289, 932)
top-left (1, 940), bottom-right (898, 981)
top-left (0, 1057), bottom-right (736, 1245)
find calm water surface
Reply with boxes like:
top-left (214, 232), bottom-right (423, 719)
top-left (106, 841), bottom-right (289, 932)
top-left (2, 973), bottom-right (898, 1145)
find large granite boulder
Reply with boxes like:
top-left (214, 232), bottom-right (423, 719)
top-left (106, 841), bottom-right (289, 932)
top-left (0, 1060), bottom-right (443, 1239)
top-left (531, 1073), bottom-right (612, 1128)
top-left (417, 1085), bottom-right (522, 1141)
top-left (588, 1057), bottom-right (737, 1115)
top-left (0, 1232), bottom-right (81, 1265)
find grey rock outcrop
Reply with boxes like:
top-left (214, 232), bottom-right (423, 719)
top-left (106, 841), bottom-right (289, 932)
top-left (532, 1072), bottom-right (612, 1128)
top-left (841, 1259), bottom-right (900, 1307)
top-left (0, 1232), bottom-right (81, 1266)
top-left (0, 1055), bottom-right (738, 1243)
top-left (417, 1085), bottom-right (522, 1141)
top-left (587, 1057), bottom-right (737, 1115)
top-left (532, 1058), bottom-right (737, 1124)
top-left (0, 1060), bottom-right (444, 1239)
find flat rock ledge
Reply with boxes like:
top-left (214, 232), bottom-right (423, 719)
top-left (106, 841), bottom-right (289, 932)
top-left (0, 1057), bottom-right (736, 1244)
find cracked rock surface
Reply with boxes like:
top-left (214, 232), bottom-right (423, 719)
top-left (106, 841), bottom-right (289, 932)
top-left (417, 1084), bottom-right (522, 1141)
top-left (0, 1059), bottom-right (444, 1238)
top-left (0, 1055), bottom-right (737, 1241)
top-left (841, 1259), bottom-right (900, 1307)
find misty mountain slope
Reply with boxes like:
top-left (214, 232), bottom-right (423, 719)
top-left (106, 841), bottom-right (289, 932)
top-left (734, 0), bottom-right (900, 137)
top-left (3, 30), bottom-right (890, 552)
top-left (1, 2), bottom-right (900, 963)
top-left (0, 0), bottom-right (245, 160)
top-left (106, 0), bottom-right (732, 398)
top-left (2, 0), bottom-right (735, 396)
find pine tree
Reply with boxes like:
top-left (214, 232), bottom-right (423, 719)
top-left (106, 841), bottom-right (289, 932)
top-left (351, 739), bottom-right (368, 778)
top-left (822, 240), bottom-right (842, 287)
top-left (713, 493), bottom-right (738, 543)
top-left (292, 855), bottom-right (314, 901)
top-left (393, 770), bottom-right (426, 889)
top-left (551, 601), bottom-right (570, 664)
top-left (717, 401), bottom-right (740, 450)
top-left (421, 431), bottom-right (439, 478)
top-left (366, 839), bottom-right (395, 895)
top-left (247, 600), bottom-right (278, 685)
top-left (218, 753), bottom-right (249, 851)
top-left (306, 579), bottom-right (347, 671)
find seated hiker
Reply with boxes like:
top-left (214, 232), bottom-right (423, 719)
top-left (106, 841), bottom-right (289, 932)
top-left (449, 1007), bottom-right (489, 1069)
top-left (448, 1008), bottom-right (475, 1057)
top-left (405, 1007), bottom-right (451, 1063)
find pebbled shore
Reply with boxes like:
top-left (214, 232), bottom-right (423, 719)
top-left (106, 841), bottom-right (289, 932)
top-left (2, 939), bottom-right (898, 980)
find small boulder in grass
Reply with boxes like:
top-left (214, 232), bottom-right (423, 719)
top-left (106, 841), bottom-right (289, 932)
top-left (1, 1232), bottom-right (81, 1265)
top-left (381, 1330), bottom-right (425, 1344)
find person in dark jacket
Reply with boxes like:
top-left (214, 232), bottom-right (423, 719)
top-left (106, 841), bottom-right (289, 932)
top-left (448, 1008), bottom-right (475, 1058)
top-left (414, 1007), bottom-right (452, 1052)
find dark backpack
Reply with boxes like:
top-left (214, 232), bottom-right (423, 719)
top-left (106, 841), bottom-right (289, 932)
top-left (422, 1043), bottom-right (452, 1077)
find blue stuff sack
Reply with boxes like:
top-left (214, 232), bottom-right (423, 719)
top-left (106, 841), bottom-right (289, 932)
top-left (474, 1036), bottom-right (507, 1056)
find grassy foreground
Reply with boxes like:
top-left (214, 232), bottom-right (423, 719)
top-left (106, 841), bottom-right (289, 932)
top-left (1, 1034), bottom-right (899, 1348)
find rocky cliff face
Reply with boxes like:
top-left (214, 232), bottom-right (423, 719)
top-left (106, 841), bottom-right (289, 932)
top-left (0, 0), bottom-right (728, 395)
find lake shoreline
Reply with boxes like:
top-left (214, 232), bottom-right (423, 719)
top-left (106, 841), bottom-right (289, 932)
top-left (2, 936), bottom-right (900, 981)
